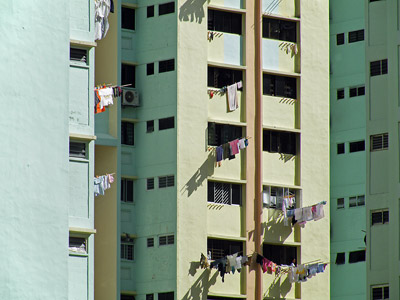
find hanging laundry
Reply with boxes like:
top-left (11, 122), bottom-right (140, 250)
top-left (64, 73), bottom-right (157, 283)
top-left (200, 253), bottom-right (210, 269)
top-left (216, 146), bottom-right (223, 166)
top-left (227, 83), bottom-right (239, 111)
top-left (94, 173), bottom-right (114, 196)
top-left (229, 139), bottom-right (240, 156)
top-left (95, 0), bottom-right (111, 40)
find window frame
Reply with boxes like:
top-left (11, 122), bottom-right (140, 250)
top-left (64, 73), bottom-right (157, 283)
top-left (208, 122), bottom-right (243, 146)
top-left (158, 175), bottom-right (175, 188)
top-left (370, 133), bottom-right (389, 151)
top-left (69, 236), bottom-right (88, 255)
top-left (121, 238), bottom-right (134, 261)
top-left (263, 185), bottom-right (298, 209)
top-left (371, 285), bottom-right (389, 300)
top-left (208, 181), bottom-right (242, 206)
top-left (348, 29), bottom-right (364, 43)
top-left (348, 250), bottom-right (366, 264)
top-left (371, 209), bottom-right (389, 225)
top-left (121, 178), bottom-right (134, 203)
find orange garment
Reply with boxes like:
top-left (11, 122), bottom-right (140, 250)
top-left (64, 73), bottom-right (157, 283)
top-left (95, 89), bottom-right (106, 114)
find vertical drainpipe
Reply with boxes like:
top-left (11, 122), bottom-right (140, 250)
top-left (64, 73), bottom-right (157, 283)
top-left (255, 0), bottom-right (263, 298)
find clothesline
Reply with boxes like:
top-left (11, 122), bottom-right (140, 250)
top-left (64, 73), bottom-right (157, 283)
top-left (207, 136), bottom-right (252, 152)
top-left (94, 173), bottom-right (115, 196)
top-left (94, 83), bottom-right (132, 90)
top-left (208, 80), bottom-right (242, 94)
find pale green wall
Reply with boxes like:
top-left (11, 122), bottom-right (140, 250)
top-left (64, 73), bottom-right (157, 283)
top-left (0, 1), bottom-right (70, 299)
top-left (330, 0), bottom-right (366, 300)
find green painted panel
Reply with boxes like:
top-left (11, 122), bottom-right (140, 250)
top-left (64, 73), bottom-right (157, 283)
top-left (370, 152), bottom-right (388, 195)
top-left (368, 2), bottom-right (387, 46)
top-left (69, 255), bottom-right (89, 300)
top-left (69, 161), bottom-right (89, 218)
top-left (370, 225), bottom-right (388, 270)
top-left (70, 66), bottom-right (90, 126)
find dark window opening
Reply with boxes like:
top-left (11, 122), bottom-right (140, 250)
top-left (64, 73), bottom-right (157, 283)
top-left (349, 140), bottom-right (365, 153)
top-left (208, 181), bottom-right (242, 205)
top-left (263, 17), bottom-right (297, 43)
top-left (336, 33), bottom-right (345, 45)
top-left (208, 66), bottom-right (243, 88)
top-left (146, 294), bottom-right (154, 300)
top-left (147, 120), bottom-right (154, 133)
top-left (69, 141), bottom-right (86, 158)
top-left (69, 237), bottom-right (87, 253)
top-left (337, 143), bottom-right (345, 154)
top-left (121, 64), bottom-right (135, 87)
top-left (121, 122), bottom-right (135, 146)
top-left (208, 9), bottom-right (242, 35)
top-left (70, 48), bottom-right (88, 63)
top-left (263, 130), bottom-right (297, 155)
top-left (263, 74), bottom-right (297, 99)
top-left (349, 250), bottom-right (365, 263)
top-left (372, 210), bottom-right (389, 225)
top-left (122, 7), bottom-right (135, 30)
top-left (337, 88), bottom-right (344, 100)
top-left (348, 29), bottom-right (364, 43)
top-left (207, 238), bottom-right (243, 260)
top-left (208, 122), bottom-right (243, 146)
top-left (337, 198), bottom-right (344, 209)
top-left (147, 63), bottom-right (154, 75)
top-left (159, 59), bottom-right (175, 73)
top-left (147, 178), bottom-right (155, 190)
top-left (159, 175), bottom-right (174, 188)
top-left (371, 133), bottom-right (389, 151)
top-left (372, 286), bottom-right (389, 300)
top-left (349, 86), bottom-right (365, 97)
top-left (335, 252), bottom-right (345, 265)
top-left (370, 59), bottom-right (388, 76)
top-left (121, 178), bottom-right (134, 203)
top-left (159, 2), bottom-right (175, 16)
top-left (147, 238), bottom-right (154, 248)
top-left (121, 295), bottom-right (135, 300)
top-left (158, 292), bottom-right (174, 300)
top-left (159, 117), bottom-right (175, 130)
top-left (147, 6), bottom-right (154, 18)
top-left (159, 235), bottom-right (174, 246)
top-left (263, 244), bottom-right (297, 266)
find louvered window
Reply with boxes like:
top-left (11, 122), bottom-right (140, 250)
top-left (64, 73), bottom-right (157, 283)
top-left (159, 59), bottom-right (175, 73)
top-left (147, 238), bottom-right (154, 248)
top-left (69, 141), bottom-right (86, 158)
top-left (370, 133), bottom-right (388, 151)
top-left (159, 234), bottom-right (174, 246)
top-left (348, 29), bottom-right (364, 43)
top-left (336, 33), bottom-right (344, 45)
top-left (208, 181), bottom-right (241, 205)
top-left (208, 122), bottom-right (243, 146)
top-left (69, 237), bottom-right (87, 254)
top-left (159, 175), bottom-right (174, 188)
top-left (70, 48), bottom-right (88, 64)
top-left (263, 74), bottom-right (297, 99)
top-left (370, 59), bottom-right (388, 76)
top-left (207, 238), bottom-right (243, 260)
top-left (372, 285), bottom-right (389, 300)
top-left (147, 178), bottom-right (155, 190)
top-left (158, 292), bottom-right (174, 300)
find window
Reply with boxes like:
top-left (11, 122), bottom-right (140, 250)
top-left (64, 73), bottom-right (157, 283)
top-left (337, 88), bottom-right (344, 100)
top-left (158, 292), bottom-right (174, 300)
top-left (335, 252), bottom-right (345, 265)
top-left (159, 234), bottom-right (174, 246)
top-left (121, 237), bottom-right (134, 260)
top-left (146, 294), bottom-right (154, 300)
top-left (263, 74), bottom-right (297, 99)
top-left (263, 17), bottom-right (297, 42)
top-left (208, 66), bottom-right (243, 88)
top-left (207, 238), bottom-right (243, 260)
top-left (147, 120), bottom-right (154, 133)
top-left (147, 178), bottom-right (154, 190)
top-left (70, 48), bottom-right (88, 64)
top-left (371, 210), bottom-right (389, 225)
top-left (121, 122), bottom-right (135, 146)
top-left (370, 59), bottom-right (388, 76)
top-left (69, 141), bottom-right (86, 158)
top-left (349, 196), bottom-right (357, 207)
top-left (349, 250), bottom-right (365, 263)
top-left (263, 244), bottom-right (297, 265)
top-left (121, 64), bottom-right (136, 87)
top-left (208, 181), bottom-right (242, 205)
top-left (348, 29), bottom-right (364, 43)
top-left (349, 86), bottom-right (365, 97)
top-left (159, 117), bottom-right (175, 130)
top-left (263, 186), bottom-right (297, 209)
top-left (159, 2), bottom-right (175, 15)
top-left (337, 143), bottom-right (345, 154)
top-left (370, 133), bottom-right (388, 151)
top-left (208, 9), bottom-right (242, 35)
top-left (147, 63), bottom-right (154, 75)
top-left (121, 295), bottom-right (135, 300)
top-left (122, 7), bottom-right (135, 30)
top-left (263, 130), bottom-right (297, 155)
top-left (121, 178), bottom-right (134, 203)
top-left (147, 5), bottom-right (154, 18)
top-left (336, 33), bottom-right (345, 45)
top-left (159, 59), bottom-right (175, 73)
top-left (208, 122), bottom-right (243, 146)
top-left (337, 198), bottom-right (344, 209)
top-left (69, 237), bottom-right (87, 254)
top-left (357, 195), bottom-right (365, 206)
top-left (349, 140), bottom-right (365, 153)
top-left (159, 175), bottom-right (174, 188)
top-left (147, 238), bottom-right (154, 248)
top-left (372, 286), bottom-right (389, 300)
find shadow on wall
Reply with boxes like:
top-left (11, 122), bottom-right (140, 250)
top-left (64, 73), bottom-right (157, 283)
top-left (179, 0), bottom-right (208, 23)
top-left (181, 152), bottom-right (215, 197)
top-left (183, 267), bottom-right (218, 300)
top-left (279, 153), bottom-right (295, 163)
top-left (262, 209), bottom-right (292, 243)
top-left (264, 273), bottom-right (292, 299)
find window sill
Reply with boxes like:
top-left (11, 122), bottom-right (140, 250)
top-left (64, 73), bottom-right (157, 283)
top-left (208, 60), bottom-right (246, 70)
top-left (207, 234), bottom-right (246, 242)
top-left (262, 13), bottom-right (301, 22)
top-left (207, 118), bottom-right (247, 127)
top-left (207, 4), bottom-right (246, 14)
top-left (262, 125), bottom-right (301, 133)
top-left (69, 157), bottom-right (89, 163)
top-left (262, 68), bottom-right (300, 78)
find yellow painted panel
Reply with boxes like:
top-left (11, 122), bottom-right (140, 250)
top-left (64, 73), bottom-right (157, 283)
top-left (263, 274), bottom-right (296, 299)
top-left (213, 151), bottom-right (245, 180)
top-left (208, 91), bottom-right (245, 123)
top-left (208, 0), bottom-right (225, 7)
top-left (263, 95), bottom-right (298, 129)
top-left (207, 33), bottom-right (225, 63)
top-left (262, 152), bottom-right (297, 186)
top-left (262, 208), bottom-right (296, 244)
top-left (207, 204), bottom-right (243, 237)
top-left (209, 269), bottom-right (242, 295)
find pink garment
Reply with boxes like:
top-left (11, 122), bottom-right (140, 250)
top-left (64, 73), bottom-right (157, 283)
top-left (108, 174), bottom-right (114, 184)
top-left (229, 139), bottom-right (240, 155)
top-left (262, 258), bottom-right (270, 273)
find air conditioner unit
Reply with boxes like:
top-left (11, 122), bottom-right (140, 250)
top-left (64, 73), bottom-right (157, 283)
top-left (122, 88), bottom-right (139, 107)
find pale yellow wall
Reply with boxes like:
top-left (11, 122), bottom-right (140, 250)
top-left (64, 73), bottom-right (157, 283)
top-left (263, 96), bottom-right (298, 130)
top-left (262, 209), bottom-right (298, 244)
top-left (207, 205), bottom-right (243, 237)
top-left (208, 92), bottom-right (245, 123)
top-left (262, 152), bottom-right (298, 186)
top-left (94, 145), bottom-right (118, 300)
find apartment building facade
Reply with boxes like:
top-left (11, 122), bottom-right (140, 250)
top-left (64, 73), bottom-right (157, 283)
top-left (94, 0), bottom-right (329, 299)
top-left (329, 1), bottom-right (367, 300)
